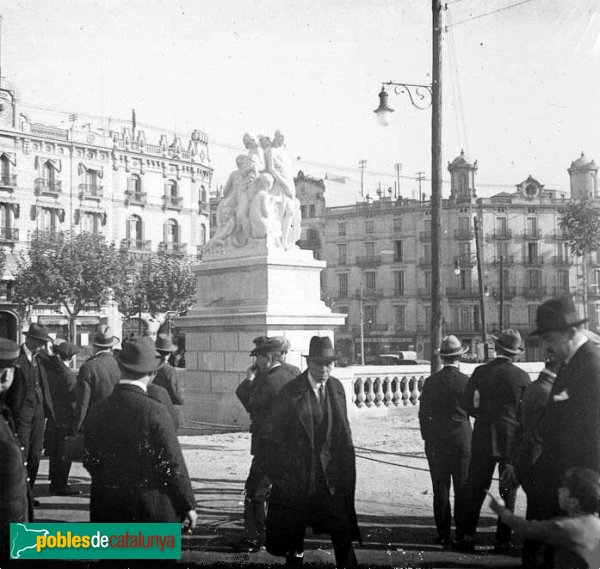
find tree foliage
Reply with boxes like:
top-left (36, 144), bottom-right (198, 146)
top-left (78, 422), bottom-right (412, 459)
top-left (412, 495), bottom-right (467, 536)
top-left (559, 199), bottom-right (600, 257)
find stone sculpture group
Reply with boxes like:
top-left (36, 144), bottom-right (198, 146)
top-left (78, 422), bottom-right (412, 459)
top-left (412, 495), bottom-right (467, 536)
top-left (206, 130), bottom-right (302, 252)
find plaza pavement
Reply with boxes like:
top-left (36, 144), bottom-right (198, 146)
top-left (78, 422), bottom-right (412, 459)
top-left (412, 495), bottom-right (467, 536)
top-left (32, 407), bottom-right (523, 568)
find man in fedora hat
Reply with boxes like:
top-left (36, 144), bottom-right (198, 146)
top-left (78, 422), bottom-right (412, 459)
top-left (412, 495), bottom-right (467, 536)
top-left (419, 335), bottom-right (472, 547)
top-left (234, 336), bottom-right (300, 552)
top-left (72, 325), bottom-right (120, 434)
top-left (265, 335), bottom-right (361, 568)
top-left (5, 322), bottom-right (54, 498)
top-left (455, 329), bottom-right (530, 553)
top-left (530, 296), bottom-right (600, 526)
top-left (84, 336), bottom-right (197, 530)
top-left (152, 333), bottom-right (186, 431)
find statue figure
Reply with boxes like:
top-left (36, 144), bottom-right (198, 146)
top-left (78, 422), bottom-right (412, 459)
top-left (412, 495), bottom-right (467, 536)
top-left (248, 172), bottom-right (281, 247)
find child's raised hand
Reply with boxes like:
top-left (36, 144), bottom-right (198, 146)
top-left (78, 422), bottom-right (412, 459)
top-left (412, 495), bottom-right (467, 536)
top-left (485, 490), bottom-right (506, 515)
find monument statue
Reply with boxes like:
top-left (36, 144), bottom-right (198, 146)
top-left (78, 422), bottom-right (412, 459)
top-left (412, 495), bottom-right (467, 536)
top-left (205, 131), bottom-right (302, 253)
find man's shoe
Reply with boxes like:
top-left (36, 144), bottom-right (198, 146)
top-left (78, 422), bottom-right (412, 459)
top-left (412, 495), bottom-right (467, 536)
top-left (230, 538), bottom-right (262, 553)
top-left (439, 537), bottom-right (454, 549)
top-left (453, 538), bottom-right (475, 553)
top-left (49, 485), bottom-right (81, 496)
top-left (493, 541), bottom-right (515, 554)
top-left (32, 499), bottom-right (40, 507)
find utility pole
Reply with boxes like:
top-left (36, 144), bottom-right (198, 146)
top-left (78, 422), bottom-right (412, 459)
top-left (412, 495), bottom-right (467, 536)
top-left (394, 162), bottom-right (402, 199)
top-left (359, 159), bottom-right (367, 198)
top-left (474, 216), bottom-right (488, 360)
top-left (358, 282), bottom-right (365, 365)
top-left (416, 171), bottom-right (425, 202)
top-left (499, 254), bottom-right (504, 330)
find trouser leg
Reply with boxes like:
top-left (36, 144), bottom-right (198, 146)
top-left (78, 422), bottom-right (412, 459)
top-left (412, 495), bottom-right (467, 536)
top-left (244, 455), bottom-right (271, 545)
top-left (426, 450), bottom-right (452, 540)
top-left (496, 462), bottom-right (518, 544)
top-left (450, 453), bottom-right (471, 538)
top-left (49, 427), bottom-right (72, 489)
top-left (20, 405), bottom-right (45, 490)
top-left (330, 523), bottom-right (358, 569)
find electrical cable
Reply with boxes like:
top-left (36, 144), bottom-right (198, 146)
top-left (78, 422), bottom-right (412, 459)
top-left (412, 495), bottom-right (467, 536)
top-left (447, 0), bottom-right (535, 28)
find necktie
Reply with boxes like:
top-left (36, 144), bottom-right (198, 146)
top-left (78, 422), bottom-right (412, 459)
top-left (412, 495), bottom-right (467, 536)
top-left (318, 383), bottom-right (325, 411)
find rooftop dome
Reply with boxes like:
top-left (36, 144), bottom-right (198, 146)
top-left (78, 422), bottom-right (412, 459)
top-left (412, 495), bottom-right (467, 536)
top-left (569, 151), bottom-right (597, 170)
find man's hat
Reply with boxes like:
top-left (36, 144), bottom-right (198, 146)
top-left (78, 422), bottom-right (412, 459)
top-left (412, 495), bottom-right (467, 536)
top-left (56, 342), bottom-right (80, 360)
top-left (24, 322), bottom-right (52, 343)
top-left (491, 329), bottom-right (524, 354)
top-left (155, 333), bottom-right (177, 354)
top-left (115, 336), bottom-right (161, 375)
top-left (529, 296), bottom-right (588, 336)
top-left (438, 335), bottom-right (468, 357)
top-left (0, 338), bottom-right (20, 362)
top-left (93, 325), bottom-right (119, 348)
top-left (250, 336), bottom-right (270, 356)
top-left (303, 336), bottom-right (336, 364)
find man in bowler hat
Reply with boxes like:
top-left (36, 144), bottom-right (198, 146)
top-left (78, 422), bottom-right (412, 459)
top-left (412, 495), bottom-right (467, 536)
top-left (455, 329), bottom-right (530, 553)
top-left (265, 336), bottom-right (361, 568)
top-left (419, 335), bottom-right (472, 547)
top-left (84, 336), bottom-right (197, 529)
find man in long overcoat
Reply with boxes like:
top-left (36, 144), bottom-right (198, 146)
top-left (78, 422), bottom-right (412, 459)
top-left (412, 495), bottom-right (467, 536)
top-left (265, 336), bottom-right (360, 568)
top-left (72, 325), bottom-right (120, 433)
top-left (152, 333), bottom-right (185, 431)
top-left (84, 336), bottom-right (197, 529)
top-left (419, 335), bottom-right (472, 547)
top-left (455, 329), bottom-right (530, 553)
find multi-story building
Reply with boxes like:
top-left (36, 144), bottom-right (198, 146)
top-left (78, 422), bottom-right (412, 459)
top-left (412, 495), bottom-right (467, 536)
top-left (0, 84), bottom-right (212, 343)
top-left (297, 150), bottom-right (599, 363)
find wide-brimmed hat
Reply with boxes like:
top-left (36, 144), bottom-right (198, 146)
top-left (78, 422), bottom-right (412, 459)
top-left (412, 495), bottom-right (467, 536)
top-left (93, 325), bottom-right (119, 348)
top-left (529, 296), bottom-right (588, 336)
top-left (155, 333), bottom-right (177, 353)
top-left (24, 322), bottom-right (52, 343)
top-left (115, 336), bottom-right (161, 375)
top-left (438, 335), bottom-right (468, 357)
top-left (56, 342), bottom-right (80, 360)
top-left (0, 338), bottom-right (20, 362)
top-left (250, 336), bottom-right (270, 356)
top-left (491, 329), bottom-right (524, 355)
top-left (303, 336), bottom-right (336, 364)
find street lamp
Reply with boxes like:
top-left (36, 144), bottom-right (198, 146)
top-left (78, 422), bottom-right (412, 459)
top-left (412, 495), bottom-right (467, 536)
top-left (374, 0), bottom-right (444, 373)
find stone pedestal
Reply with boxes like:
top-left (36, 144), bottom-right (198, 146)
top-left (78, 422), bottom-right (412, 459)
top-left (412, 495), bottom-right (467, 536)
top-left (177, 243), bottom-right (345, 433)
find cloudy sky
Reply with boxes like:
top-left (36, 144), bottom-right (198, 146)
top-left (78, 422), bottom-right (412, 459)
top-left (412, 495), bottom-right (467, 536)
top-left (2, 0), bottom-right (599, 202)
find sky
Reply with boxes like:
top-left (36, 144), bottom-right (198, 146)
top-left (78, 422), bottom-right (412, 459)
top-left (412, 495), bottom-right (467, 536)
top-left (1, 0), bottom-right (599, 204)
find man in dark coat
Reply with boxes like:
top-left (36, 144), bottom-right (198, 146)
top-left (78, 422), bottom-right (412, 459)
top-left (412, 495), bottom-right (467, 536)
top-left (152, 333), bottom-right (185, 431)
top-left (0, 338), bottom-right (32, 560)
top-left (419, 335), bottom-right (472, 547)
top-left (455, 329), bottom-right (530, 553)
top-left (265, 336), bottom-right (360, 568)
top-left (5, 323), bottom-right (54, 497)
top-left (72, 325), bottom-right (121, 433)
top-left (84, 336), bottom-right (197, 530)
top-left (43, 341), bottom-right (81, 495)
top-left (235, 336), bottom-right (300, 551)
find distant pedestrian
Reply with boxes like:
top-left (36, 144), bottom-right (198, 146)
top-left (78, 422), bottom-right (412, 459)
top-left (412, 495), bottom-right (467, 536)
top-left (455, 329), bottom-right (530, 553)
top-left (152, 334), bottom-right (186, 431)
top-left (265, 336), bottom-right (361, 568)
top-left (419, 335), bottom-right (472, 547)
top-left (0, 338), bottom-right (31, 560)
top-left (72, 325), bottom-right (120, 434)
top-left (235, 336), bottom-right (299, 552)
top-left (84, 336), bottom-right (197, 529)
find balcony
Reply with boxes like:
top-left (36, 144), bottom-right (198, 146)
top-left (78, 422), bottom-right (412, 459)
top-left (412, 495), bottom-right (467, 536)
top-left (336, 290), bottom-right (349, 299)
top-left (451, 321), bottom-right (482, 333)
top-left (453, 255), bottom-right (476, 267)
top-left (159, 242), bottom-right (187, 255)
top-left (552, 255), bottom-right (572, 266)
top-left (392, 288), bottom-right (405, 297)
top-left (35, 178), bottom-right (62, 197)
top-left (522, 255), bottom-right (544, 266)
top-left (163, 195), bottom-right (183, 211)
top-left (491, 286), bottom-right (517, 299)
top-left (79, 183), bottom-right (104, 200)
top-left (419, 230), bottom-right (431, 241)
top-left (418, 257), bottom-right (432, 267)
top-left (355, 255), bottom-right (382, 266)
top-left (487, 230), bottom-right (512, 240)
top-left (553, 286), bottom-right (577, 296)
top-left (521, 229), bottom-right (542, 240)
top-left (29, 229), bottom-right (64, 242)
top-left (492, 256), bottom-right (514, 266)
top-left (549, 231), bottom-right (565, 240)
top-left (393, 255), bottom-right (404, 263)
top-left (589, 285), bottom-right (600, 299)
top-left (445, 287), bottom-right (479, 299)
top-left (0, 173), bottom-right (17, 190)
top-left (0, 227), bottom-right (19, 243)
top-left (417, 288), bottom-right (431, 298)
top-left (454, 228), bottom-right (474, 240)
top-left (124, 190), bottom-right (147, 206)
top-left (122, 238), bottom-right (151, 252)
top-left (521, 286), bottom-right (547, 299)
top-left (358, 288), bottom-right (384, 299)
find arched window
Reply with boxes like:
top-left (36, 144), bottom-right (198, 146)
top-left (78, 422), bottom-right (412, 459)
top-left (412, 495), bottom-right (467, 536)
top-left (199, 224), bottom-right (207, 245)
top-left (200, 185), bottom-right (207, 203)
top-left (165, 219), bottom-right (179, 246)
top-left (42, 161), bottom-right (55, 186)
top-left (127, 214), bottom-right (143, 243)
top-left (166, 180), bottom-right (178, 198)
top-left (39, 207), bottom-right (58, 234)
top-left (129, 174), bottom-right (142, 197)
top-left (0, 156), bottom-right (10, 181)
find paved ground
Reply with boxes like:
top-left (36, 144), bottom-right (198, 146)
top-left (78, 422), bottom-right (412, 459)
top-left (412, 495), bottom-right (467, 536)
top-left (31, 407), bottom-right (524, 568)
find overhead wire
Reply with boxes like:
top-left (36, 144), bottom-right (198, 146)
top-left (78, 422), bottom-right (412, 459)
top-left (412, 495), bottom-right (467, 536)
top-left (447, 0), bottom-right (536, 28)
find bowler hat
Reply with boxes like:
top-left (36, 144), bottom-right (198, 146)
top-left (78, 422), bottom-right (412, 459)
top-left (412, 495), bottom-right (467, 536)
top-left (24, 322), bottom-right (52, 343)
top-left (303, 336), bottom-right (336, 364)
top-left (0, 338), bottom-right (20, 362)
top-left (492, 329), bottom-right (524, 355)
top-left (438, 335), bottom-right (468, 357)
top-left (155, 333), bottom-right (177, 353)
top-left (56, 342), bottom-right (80, 360)
top-left (529, 296), bottom-right (588, 336)
top-left (115, 336), bottom-right (161, 375)
top-left (93, 325), bottom-right (119, 348)
top-left (250, 336), bottom-right (270, 356)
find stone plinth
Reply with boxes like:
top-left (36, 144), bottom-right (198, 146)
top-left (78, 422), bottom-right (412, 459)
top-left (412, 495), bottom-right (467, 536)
top-left (177, 244), bottom-right (345, 433)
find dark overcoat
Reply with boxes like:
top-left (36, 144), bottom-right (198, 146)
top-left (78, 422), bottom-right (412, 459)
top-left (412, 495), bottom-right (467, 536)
top-left (265, 371), bottom-right (360, 552)
top-left (73, 351), bottom-right (121, 433)
top-left (84, 384), bottom-right (195, 523)
top-left (464, 358), bottom-right (530, 461)
top-left (419, 366), bottom-right (472, 456)
top-left (538, 340), bottom-right (600, 499)
top-left (42, 355), bottom-right (77, 429)
top-left (152, 362), bottom-right (185, 430)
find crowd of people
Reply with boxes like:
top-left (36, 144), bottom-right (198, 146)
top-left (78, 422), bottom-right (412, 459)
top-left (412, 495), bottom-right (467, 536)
top-left (1, 294), bottom-right (599, 569)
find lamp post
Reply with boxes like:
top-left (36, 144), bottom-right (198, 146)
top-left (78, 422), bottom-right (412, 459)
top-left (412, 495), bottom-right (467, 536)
top-left (374, 0), bottom-right (443, 373)
top-left (499, 254), bottom-right (504, 330)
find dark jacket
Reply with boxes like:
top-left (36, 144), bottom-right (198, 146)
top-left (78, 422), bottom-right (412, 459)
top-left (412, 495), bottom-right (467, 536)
top-left (147, 383), bottom-right (179, 431)
top-left (465, 357), bottom-right (530, 462)
top-left (419, 365), bottom-right (472, 456)
top-left (265, 371), bottom-right (360, 552)
top-left (152, 362), bottom-right (185, 430)
top-left (42, 355), bottom-right (77, 430)
top-left (84, 383), bottom-right (195, 523)
top-left (539, 340), bottom-right (600, 491)
top-left (235, 362), bottom-right (300, 455)
top-left (73, 351), bottom-right (121, 433)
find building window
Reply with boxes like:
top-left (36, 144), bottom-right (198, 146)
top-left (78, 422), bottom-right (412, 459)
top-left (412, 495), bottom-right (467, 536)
top-left (528, 269), bottom-right (542, 289)
top-left (0, 203), bottom-right (14, 240)
top-left (394, 270), bottom-right (404, 296)
top-left (338, 221), bottom-right (346, 236)
top-left (527, 242), bottom-right (539, 263)
top-left (338, 273), bottom-right (348, 298)
top-left (595, 305), bottom-right (600, 329)
top-left (127, 214), bottom-right (143, 245)
top-left (557, 270), bottom-right (569, 293)
top-left (497, 242), bottom-right (508, 260)
top-left (309, 204), bottom-right (316, 218)
top-left (365, 219), bottom-right (374, 233)
top-left (300, 205), bottom-right (306, 218)
top-left (424, 271), bottom-right (431, 292)
top-left (365, 271), bottom-right (376, 291)
top-left (81, 212), bottom-right (100, 234)
top-left (558, 242), bottom-right (569, 262)
top-left (526, 216), bottom-right (538, 237)
top-left (163, 219), bottom-right (180, 251)
top-left (338, 244), bottom-right (347, 265)
top-left (423, 244), bottom-right (431, 262)
top-left (528, 304), bottom-right (538, 324)
top-left (39, 207), bottom-right (59, 234)
top-left (459, 269), bottom-right (472, 291)
top-left (365, 242), bottom-right (375, 259)
top-left (496, 217), bottom-right (508, 236)
top-left (199, 224), bottom-right (207, 245)
top-left (395, 305), bottom-right (405, 328)
top-left (364, 305), bottom-right (376, 325)
top-left (129, 174), bottom-right (142, 197)
top-left (394, 240), bottom-right (403, 262)
top-left (393, 217), bottom-right (402, 232)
